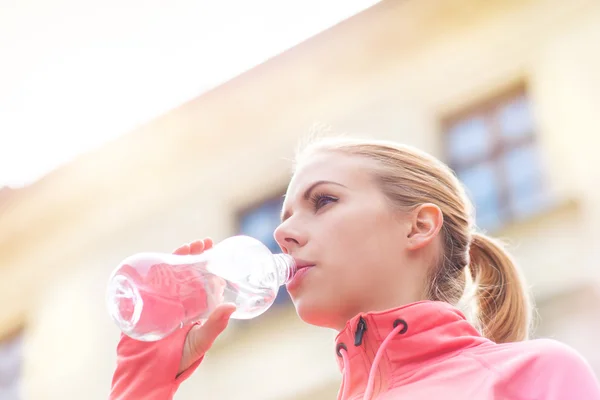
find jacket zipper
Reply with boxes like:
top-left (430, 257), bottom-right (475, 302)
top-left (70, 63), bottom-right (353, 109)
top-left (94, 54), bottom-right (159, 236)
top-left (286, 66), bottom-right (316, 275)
top-left (353, 316), bottom-right (385, 399)
top-left (354, 316), bottom-right (367, 346)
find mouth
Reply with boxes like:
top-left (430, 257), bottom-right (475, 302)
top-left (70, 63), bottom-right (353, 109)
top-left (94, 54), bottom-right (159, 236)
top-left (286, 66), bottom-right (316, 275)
top-left (286, 258), bottom-right (316, 292)
top-left (293, 258), bottom-right (316, 271)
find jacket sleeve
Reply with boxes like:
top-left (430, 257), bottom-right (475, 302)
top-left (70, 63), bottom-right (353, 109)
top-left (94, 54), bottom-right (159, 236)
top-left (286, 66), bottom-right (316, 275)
top-left (109, 327), bottom-right (203, 400)
top-left (539, 340), bottom-right (600, 399)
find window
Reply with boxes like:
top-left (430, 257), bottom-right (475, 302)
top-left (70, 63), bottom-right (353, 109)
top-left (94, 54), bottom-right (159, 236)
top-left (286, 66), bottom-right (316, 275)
top-left (0, 332), bottom-right (23, 400)
top-left (238, 193), bottom-right (290, 305)
top-left (444, 87), bottom-right (549, 231)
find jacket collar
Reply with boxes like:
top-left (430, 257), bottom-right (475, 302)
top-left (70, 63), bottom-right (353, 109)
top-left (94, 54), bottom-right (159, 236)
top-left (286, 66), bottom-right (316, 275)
top-left (334, 301), bottom-right (492, 398)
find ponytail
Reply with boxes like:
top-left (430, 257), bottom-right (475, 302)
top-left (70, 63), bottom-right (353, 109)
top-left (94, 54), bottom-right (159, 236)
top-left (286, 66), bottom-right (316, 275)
top-left (469, 233), bottom-right (531, 344)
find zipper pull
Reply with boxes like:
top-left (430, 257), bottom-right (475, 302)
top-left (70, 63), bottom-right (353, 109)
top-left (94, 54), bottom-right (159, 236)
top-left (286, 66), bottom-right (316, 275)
top-left (354, 316), bottom-right (367, 346)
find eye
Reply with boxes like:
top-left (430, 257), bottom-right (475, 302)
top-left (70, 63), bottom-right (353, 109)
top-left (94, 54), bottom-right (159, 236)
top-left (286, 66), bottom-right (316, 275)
top-left (310, 192), bottom-right (338, 211)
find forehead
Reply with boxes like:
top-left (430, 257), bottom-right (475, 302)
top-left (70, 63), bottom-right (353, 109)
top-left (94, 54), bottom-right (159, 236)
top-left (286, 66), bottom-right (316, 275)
top-left (286, 151), bottom-right (376, 198)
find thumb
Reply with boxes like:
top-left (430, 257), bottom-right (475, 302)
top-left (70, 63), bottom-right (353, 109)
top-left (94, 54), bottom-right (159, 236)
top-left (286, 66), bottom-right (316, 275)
top-left (181, 304), bottom-right (236, 368)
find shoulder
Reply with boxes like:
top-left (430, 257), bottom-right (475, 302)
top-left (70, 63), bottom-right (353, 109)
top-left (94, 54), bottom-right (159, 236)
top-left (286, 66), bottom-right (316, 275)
top-left (522, 339), bottom-right (600, 398)
top-left (473, 339), bottom-right (600, 399)
top-left (520, 338), bottom-right (591, 373)
top-left (470, 337), bottom-right (589, 370)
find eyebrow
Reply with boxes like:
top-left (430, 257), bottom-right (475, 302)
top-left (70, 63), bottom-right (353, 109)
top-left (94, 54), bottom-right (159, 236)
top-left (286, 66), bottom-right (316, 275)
top-left (280, 180), bottom-right (347, 222)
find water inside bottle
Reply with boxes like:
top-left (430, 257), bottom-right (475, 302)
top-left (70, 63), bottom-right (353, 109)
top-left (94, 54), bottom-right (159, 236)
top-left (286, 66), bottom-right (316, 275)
top-left (108, 258), bottom-right (279, 341)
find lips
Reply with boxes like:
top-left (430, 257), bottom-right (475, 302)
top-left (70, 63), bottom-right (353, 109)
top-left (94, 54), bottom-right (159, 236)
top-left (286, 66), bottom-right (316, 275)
top-left (286, 258), bottom-right (315, 292)
top-left (293, 258), bottom-right (315, 272)
top-left (291, 256), bottom-right (313, 267)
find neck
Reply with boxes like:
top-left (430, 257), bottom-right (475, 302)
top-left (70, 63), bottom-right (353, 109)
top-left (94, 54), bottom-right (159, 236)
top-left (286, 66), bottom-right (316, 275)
top-left (336, 290), bottom-right (426, 332)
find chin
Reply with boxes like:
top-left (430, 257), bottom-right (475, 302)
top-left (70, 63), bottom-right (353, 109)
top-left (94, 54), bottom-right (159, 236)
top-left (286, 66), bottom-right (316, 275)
top-left (292, 294), bottom-right (346, 330)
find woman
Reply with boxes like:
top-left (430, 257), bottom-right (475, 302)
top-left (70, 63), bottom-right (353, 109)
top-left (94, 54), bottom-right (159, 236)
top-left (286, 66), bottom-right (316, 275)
top-left (110, 137), bottom-right (600, 399)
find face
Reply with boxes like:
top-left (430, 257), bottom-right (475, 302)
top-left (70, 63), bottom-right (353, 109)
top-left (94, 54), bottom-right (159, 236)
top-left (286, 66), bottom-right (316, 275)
top-left (274, 151), bottom-right (430, 330)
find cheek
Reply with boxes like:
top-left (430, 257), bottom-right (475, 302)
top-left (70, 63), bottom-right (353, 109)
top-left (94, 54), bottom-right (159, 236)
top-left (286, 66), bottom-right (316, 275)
top-left (322, 205), bottom-right (395, 262)
top-left (321, 206), bottom-right (407, 288)
top-left (318, 206), bottom-right (370, 254)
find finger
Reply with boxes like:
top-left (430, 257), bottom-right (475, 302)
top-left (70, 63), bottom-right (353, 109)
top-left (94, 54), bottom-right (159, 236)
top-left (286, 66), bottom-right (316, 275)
top-left (189, 240), bottom-right (205, 254)
top-left (203, 237), bottom-right (214, 250)
top-left (173, 244), bottom-right (191, 255)
top-left (210, 302), bottom-right (237, 320)
top-left (186, 304), bottom-right (236, 358)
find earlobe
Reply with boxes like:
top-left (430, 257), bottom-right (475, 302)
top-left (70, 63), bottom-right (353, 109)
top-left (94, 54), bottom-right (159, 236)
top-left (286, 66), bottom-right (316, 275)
top-left (407, 204), bottom-right (444, 250)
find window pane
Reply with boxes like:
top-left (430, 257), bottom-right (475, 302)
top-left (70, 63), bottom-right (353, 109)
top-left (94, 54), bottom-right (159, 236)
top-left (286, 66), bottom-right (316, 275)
top-left (239, 197), bottom-right (284, 253)
top-left (458, 163), bottom-right (505, 230)
top-left (0, 333), bottom-right (22, 400)
top-left (503, 145), bottom-right (547, 218)
top-left (447, 116), bottom-right (492, 162)
top-left (510, 182), bottom-right (548, 218)
top-left (238, 195), bottom-right (290, 304)
top-left (503, 145), bottom-right (542, 188)
top-left (475, 202), bottom-right (506, 232)
top-left (498, 95), bottom-right (533, 141)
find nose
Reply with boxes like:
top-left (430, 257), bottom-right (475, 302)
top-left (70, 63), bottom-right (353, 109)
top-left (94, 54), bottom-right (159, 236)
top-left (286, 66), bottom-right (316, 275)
top-left (274, 219), bottom-right (307, 254)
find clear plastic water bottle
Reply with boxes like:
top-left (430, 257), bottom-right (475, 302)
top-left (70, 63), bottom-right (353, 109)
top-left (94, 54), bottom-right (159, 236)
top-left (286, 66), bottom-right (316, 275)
top-left (106, 235), bottom-right (296, 341)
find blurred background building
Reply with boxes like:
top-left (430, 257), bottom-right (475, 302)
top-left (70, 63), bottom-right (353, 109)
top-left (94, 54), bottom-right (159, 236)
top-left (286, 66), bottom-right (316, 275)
top-left (2, 0), bottom-right (600, 398)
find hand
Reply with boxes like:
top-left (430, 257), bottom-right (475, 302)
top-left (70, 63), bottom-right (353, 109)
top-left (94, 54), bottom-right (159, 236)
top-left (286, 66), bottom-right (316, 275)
top-left (174, 238), bottom-right (237, 375)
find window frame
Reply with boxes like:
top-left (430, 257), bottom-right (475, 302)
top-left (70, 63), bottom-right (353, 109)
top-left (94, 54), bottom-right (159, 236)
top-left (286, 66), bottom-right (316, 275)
top-left (441, 84), bottom-right (546, 228)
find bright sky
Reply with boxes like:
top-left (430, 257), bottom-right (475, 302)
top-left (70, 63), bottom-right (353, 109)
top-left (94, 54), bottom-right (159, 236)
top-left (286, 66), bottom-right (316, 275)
top-left (0, 0), bottom-right (380, 187)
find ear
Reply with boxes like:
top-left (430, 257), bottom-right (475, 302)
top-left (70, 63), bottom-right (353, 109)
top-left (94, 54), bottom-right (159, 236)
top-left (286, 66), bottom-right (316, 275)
top-left (406, 203), bottom-right (444, 251)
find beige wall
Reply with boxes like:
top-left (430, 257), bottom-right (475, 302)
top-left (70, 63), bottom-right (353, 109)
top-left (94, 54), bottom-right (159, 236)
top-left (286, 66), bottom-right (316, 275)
top-left (1, 0), bottom-right (600, 398)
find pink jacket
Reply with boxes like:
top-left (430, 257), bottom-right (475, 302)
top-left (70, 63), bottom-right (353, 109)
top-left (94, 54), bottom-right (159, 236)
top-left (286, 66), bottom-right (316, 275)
top-left (110, 301), bottom-right (600, 399)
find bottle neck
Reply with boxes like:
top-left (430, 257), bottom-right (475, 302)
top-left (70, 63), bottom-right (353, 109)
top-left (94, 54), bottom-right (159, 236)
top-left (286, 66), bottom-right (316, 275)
top-left (273, 254), bottom-right (296, 286)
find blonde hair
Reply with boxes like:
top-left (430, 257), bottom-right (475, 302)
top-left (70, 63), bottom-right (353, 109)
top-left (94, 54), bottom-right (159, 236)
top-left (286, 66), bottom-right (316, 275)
top-left (296, 136), bottom-right (532, 343)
